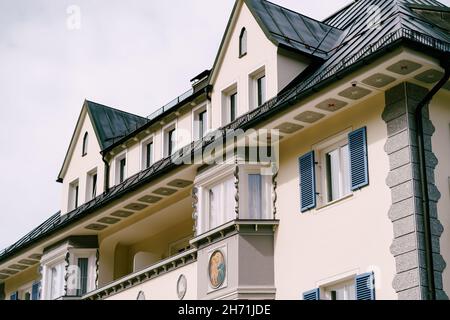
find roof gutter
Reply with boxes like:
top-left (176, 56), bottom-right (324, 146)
top-left (414, 53), bottom-right (450, 300)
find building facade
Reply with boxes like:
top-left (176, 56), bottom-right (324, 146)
top-left (1, 0), bottom-right (450, 300)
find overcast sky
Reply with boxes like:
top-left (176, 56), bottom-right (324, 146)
top-left (1, 0), bottom-right (449, 250)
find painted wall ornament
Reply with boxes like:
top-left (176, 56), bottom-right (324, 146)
top-left (208, 250), bottom-right (226, 289)
top-left (177, 274), bottom-right (187, 300)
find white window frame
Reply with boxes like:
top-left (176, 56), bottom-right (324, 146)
top-left (140, 135), bottom-right (154, 170)
top-left (192, 103), bottom-right (208, 141)
top-left (162, 121), bottom-right (177, 158)
top-left (239, 165), bottom-right (273, 220)
top-left (322, 278), bottom-right (356, 300)
top-left (114, 151), bottom-right (127, 185)
top-left (85, 167), bottom-right (98, 202)
top-left (67, 249), bottom-right (97, 297)
top-left (195, 164), bottom-right (236, 235)
top-left (68, 179), bottom-right (79, 211)
top-left (249, 66), bottom-right (266, 110)
top-left (221, 83), bottom-right (238, 126)
top-left (313, 129), bottom-right (352, 207)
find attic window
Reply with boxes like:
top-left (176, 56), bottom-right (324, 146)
top-left (239, 28), bottom-right (247, 57)
top-left (82, 132), bottom-right (88, 156)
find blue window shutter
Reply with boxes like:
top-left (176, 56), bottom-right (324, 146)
top-left (303, 288), bottom-right (320, 300)
top-left (31, 282), bottom-right (41, 300)
top-left (299, 151), bottom-right (317, 212)
top-left (10, 291), bottom-right (18, 301)
top-left (349, 127), bottom-right (369, 191)
top-left (356, 272), bottom-right (375, 300)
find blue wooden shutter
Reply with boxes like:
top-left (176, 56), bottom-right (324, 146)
top-left (31, 282), bottom-right (41, 300)
top-left (10, 291), bottom-right (18, 301)
top-left (299, 151), bottom-right (317, 212)
top-left (356, 272), bottom-right (375, 300)
top-left (303, 288), bottom-right (320, 300)
top-left (349, 127), bottom-right (369, 191)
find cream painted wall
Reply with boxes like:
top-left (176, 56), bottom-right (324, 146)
top-left (4, 266), bottom-right (40, 299)
top-left (210, 2), bottom-right (307, 129)
top-left (274, 93), bottom-right (398, 300)
top-left (106, 262), bottom-right (197, 300)
top-left (61, 111), bottom-right (104, 214)
top-left (428, 90), bottom-right (450, 295)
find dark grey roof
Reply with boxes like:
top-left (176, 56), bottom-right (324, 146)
top-left (86, 101), bottom-right (148, 150)
top-left (245, 0), bottom-right (345, 58)
top-left (2, 0), bottom-right (450, 267)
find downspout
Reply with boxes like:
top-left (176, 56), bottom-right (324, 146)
top-left (414, 54), bottom-right (450, 300)
top-left (102, 155), bottom-right (110, 193)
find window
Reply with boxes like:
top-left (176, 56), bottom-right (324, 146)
top-left (257, 75), bottom-right (266, 106)
top-left (206, 178), bottom-right (235, 230)
top-left (199, 110), bottom-right (207, 138)
top-left (49, 263), bottom-right (64, 300)
top-left (77, 258), bottom-right (89, 296)
top-left (69, 180), bottom-right (79, 211)
top-left (324, 280), bottom-right (356, 300)
top-left (86, 170), bottom-right (97, 202)
top-left (142, 139), bottom-right (154, 169)
top-left (119, 158), bottom-right (126, 183)
top-left (163, 125), bottom-right (177, 157)
top-left (249, 68), bottom-right (266, 109)
top-left (248, 174), bottom-right (262, 219)
top-left (322, 141), bottom-right (351, 203)
top-left (239, 28), bottom-right (247, 57)
top-left (82, 132), bottom-right (88, 156)
top-left (222, 84), bottom-right (238, 126)
top-left (303, 272), bottom-right (375, 301)
top-left (193, 106), bottom-right (208, 140)
top-left (230, 93), bottom-right (237, 122)
top-left (115, 154), bottom-right (127, 184)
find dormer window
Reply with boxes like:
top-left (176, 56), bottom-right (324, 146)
top-left (239, 28), bottom-right (247, 57)
top-left (82, 132), bottom-right (88, 156)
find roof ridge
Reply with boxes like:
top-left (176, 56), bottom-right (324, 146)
top-left (257, 0), bottom-right (343, 29)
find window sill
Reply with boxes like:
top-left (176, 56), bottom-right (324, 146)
top-left (316, 193), bottom-right (354, 211)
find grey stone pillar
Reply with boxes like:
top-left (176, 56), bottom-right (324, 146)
top-left (383, 82), bottom-right (447, 300)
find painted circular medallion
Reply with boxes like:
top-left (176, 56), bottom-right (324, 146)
top-left (208, 250), bottom-right (226, 289)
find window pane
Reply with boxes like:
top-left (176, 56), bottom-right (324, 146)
top-left (257, 76), bottom-right (266, 106)
top-left (92, 174), bottom-right (97, 199)
top-left (199, 111), bottom-right (207, 138)
top-left (224, 178), bottom-right (236, 223)
top-left (77, 258), bottom-right (89, 296)
top-left (146, 142), bottom-right (153, 168)
top-left (119, 158), bottom-right (126, 183)
top-left (209, 185), bottom-right (222, 230)
top-left (230, 93), bottom-right (237, 122)
top-left (248, 174), bottom-right (262, 219)
top-left (341, 145), bottom-right (351, 196)
top-left (168, 129), bottom-right (176, 155)
top-left (327, 149), bottom-right (340, 201)
top-left (75, 185), bottom-right (79, 208)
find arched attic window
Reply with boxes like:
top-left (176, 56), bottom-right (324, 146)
top-left (82, 132), bottom-right (88, 156)
top-left (239, 27), bottom-right (247, 57)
